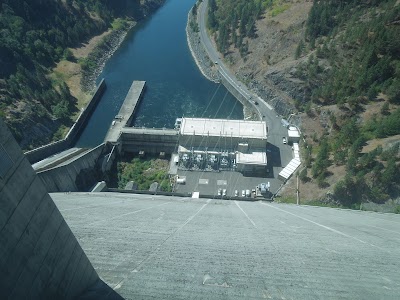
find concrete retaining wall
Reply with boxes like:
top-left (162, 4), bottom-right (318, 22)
top-left (25, 79), bottom-right (106, 164)
top-left (219, 72), bottom-right (249, 107)
top-left (0, 118), bottom-right (99, 299)
top-left (24, 139), bottom-right (70, 166)
top-left (69, 79), bottom-right (106, 144)
top-left (120, 128), bottom-right (179, 154)
top-left (38, 143), bottom-right (108, 193)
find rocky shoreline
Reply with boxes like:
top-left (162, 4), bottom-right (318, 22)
top-left (80, 1), bottom-right (166, 92)
top-left (186, 8), bottom-right (220, 83)
top-left (81, 24), bottom-right (135, 92)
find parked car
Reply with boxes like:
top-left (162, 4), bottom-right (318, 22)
top-left (235, 190), bottom-right (238, 197)
top-left (241, 190), bottom-right (245, 197)
top-left (245, 189), bottom-right (251, 197)
top-left (282, 137), bottom-right (287, 144)
top-left (218, 188), bottom-right (222, 196)
top-left (222, 189), bottom-right (227, 196)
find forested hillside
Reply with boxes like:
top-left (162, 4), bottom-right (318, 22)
top-left (298, 0), bottom-right (399, 107)
top-left (208, 0), bottom-right (270, 56)
top-left (0, 0), bottom-right (164, 149)
top-left (297, 0), bottom-right (400, 207)
top-left (207, 0), bottom-right (400, 207)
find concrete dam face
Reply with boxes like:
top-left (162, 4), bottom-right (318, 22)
top-left (0, 118), bottom-right (120, 299)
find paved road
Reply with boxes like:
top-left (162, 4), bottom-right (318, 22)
top-left (53, 193), bottom-right (400, 300)
top-left (198, 0), bottom-right (292, 175)
top-left (198, 1), bottom-right (275, 127)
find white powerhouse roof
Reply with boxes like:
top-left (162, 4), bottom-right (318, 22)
top-left (180, 118), bottom-right (267, 139)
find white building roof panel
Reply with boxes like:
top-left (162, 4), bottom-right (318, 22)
top-left (236, 152), bottom-right (267, 166)
top-left (279, 159), bottom-right (301, 180)
top-left (288, 130), bottom-right (300, 138)
top-left (180, 118), bottom-right (267, 139)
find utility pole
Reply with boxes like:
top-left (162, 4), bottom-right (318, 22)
top-left (296, 174), bottom-right (300, 205)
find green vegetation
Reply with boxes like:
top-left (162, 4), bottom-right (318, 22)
top-left (207, 0), bottom-right (293, 56)
top-left (189, 5), bottom-right (199, 33)
top-left (79, 25), bottom-right (135, 87)
top-left (306, 199), bottom-right (341, 209)
top-left (293, 0), bottom-right (400, 207)
top-left (111, 18), bottom-right (130, 31)
top-left (306, 113), bottom-right (400, 207)
top-left (297, 0), bottom-right (400, 107)
top-left (205, 0), bottom-right (399, 207)
top-left (0, 0), bottom-right (111, 147)
top-left (117, 157), bottom-right (172, 192)
top-left (0, 0), bottom-right (164, 148)
top-left (270, 3), bottom-right (289, 17)
top-left (207, 0), bottom-right (279, 56)
top-left (363, 108), bottom-right (400, 139)
top-left (275, 196), bottom-right (297, 204)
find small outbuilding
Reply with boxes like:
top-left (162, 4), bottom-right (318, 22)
top-left (288, 126), bottom-right (300, 143)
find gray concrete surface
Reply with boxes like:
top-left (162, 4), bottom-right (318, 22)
top-left (0, 118), bottom-right (101, 299)
top-left (32, 147), bottom-right (87, 172)
top-left (53, 192), bottom-right (400, 300)
top-left (104, 81), bottom-right (146, 143)
top-left (38, 143), bottom-right (107, 193)
top-left (175, 170), bottom-right (273, 197)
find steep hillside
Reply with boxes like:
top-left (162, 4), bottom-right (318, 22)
top-left (0, 0), bottom-right (164, 149)
top-left (208, 0), bottom-right (400, 208)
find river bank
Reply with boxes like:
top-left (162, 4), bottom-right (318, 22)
top-left (80, 23), bottom-right (136, 93)
top-left (51, 24), bottom-right (135, 119)
top-left (76, 0), bottom-right (244, 146)
top-left (186, 7), bottom-right (220, 83)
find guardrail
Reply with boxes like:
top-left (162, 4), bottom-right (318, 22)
top-left (105, 188), bottom-right (272, 201)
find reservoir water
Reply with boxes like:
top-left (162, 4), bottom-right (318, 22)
top-left (76, 0), bottom-right (243, 147)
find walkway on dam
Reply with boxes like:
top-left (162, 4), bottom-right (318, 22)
top-left (31, 147), bottom-right (89, 172)
top-left (53, 193), bottom-right (400, 300)
top-left (104, 81), bottom-right (146, 144)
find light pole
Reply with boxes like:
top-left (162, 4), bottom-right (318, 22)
top-left (296, 173), bottom-right (300, 205)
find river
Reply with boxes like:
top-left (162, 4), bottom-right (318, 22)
top-left (76, 0), bottom-right (243, 147)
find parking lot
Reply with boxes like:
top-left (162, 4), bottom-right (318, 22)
top-left (174, 170), bottom-right (272, 198)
